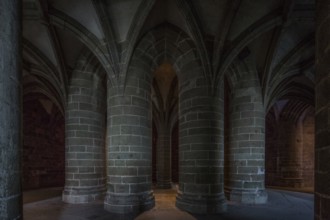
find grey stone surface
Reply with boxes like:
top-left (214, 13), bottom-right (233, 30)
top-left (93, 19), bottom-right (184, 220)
top-left (130, 26), bottom-right (228, 214)
top-left (104, 62), bottom-right (155, 214)
top-left (156, 126), bottom-right (172, 189)
top-left (176, 77), bottom-right (226, 214)
top-left (0, 0), bottom-right (22, 219)
top-left (226, 67), bottom-right (267, 204)
top-left (63, 54), bottom-right (106, 204)
top-left (315, 1), bottom-right (330, 219)
top-left (20, 0), bottom-right (317, 218)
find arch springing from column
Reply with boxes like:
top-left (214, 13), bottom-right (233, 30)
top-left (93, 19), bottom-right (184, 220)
top-left (63, 49), bottom-right (107, 204)
top-left (123, 23), bottom-right (227, 214)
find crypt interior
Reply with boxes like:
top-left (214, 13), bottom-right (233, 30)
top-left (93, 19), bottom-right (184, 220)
top-left (0, 0), bottom-right (329, 219)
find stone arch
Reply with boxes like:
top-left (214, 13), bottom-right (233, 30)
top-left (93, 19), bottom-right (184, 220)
top-left (265, 99), bottom-right (315, 189)
top-left (71, 48), bottom-right (107, 81)
top-left (127, 23), bottom-right (203, 85)
top-left (148, 58), bottom-right (179, 185)
top-left (124, 23), bottom-right (204, 191)
top-left (49, 8), bottom-right (116, 85)
top-left (214, 13), bottom-right (283, 86)
top-left (225, 57), bottom-right (262, 94)
top-left (23, 38), bottom-right (66, 115)
top-left (151, 62), bottom-right (179, 189)
top-left (22, 40), bottom-right (68, 194)
top-left (122, 23), bottom-right (227, 214)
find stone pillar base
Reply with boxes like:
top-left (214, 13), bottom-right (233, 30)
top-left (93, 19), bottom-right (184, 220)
top-left (176, 191), bottom-right (227, 214)
top-left (62, 186), bottom-right (106, 204)
top-left (104, 191), bottom-right (155, 214)
top-left (226, 189), bottom-right (268, 204)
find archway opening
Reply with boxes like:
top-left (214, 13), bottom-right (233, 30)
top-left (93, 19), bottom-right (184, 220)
top-left (151, 61), bottom-right (179, 189)
top-left (265, 99), bottom-right (314, 192)
top-left (22, 91), bottom-right (65, 203)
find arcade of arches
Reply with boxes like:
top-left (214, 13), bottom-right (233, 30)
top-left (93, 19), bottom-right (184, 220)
top-left (0, 0), bottom-right (329, 219)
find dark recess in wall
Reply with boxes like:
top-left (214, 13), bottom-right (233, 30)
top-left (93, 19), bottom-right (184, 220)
top-left (23, 95), bottom-right (65, 190)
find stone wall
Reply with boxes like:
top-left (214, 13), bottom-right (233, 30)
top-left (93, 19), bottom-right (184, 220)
top-left (151, 120), bottom-right (178, 185)
top-left (23, 96), bottom-right (65, 190)
top-left (171, 122), bottom-right (179, 183)
top-left (152, 122), bottom-right (157, 183)
top-left (265, 105), bottom-right (314, 188)
top-left (265, 108), bottom-right (279, 187)
top-left (314, 1), bottom-right (330, 218)
top-left (302, 113), bottom-right (314, 187)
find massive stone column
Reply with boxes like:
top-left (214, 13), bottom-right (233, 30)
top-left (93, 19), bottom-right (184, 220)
top-left (63, 57), bottom-right (106, 203)
top-left (104, 69), bottom-right (155, 214)
top-left (315, 1), bottom-right (330, 219)
top-left (0, 0), bottom-right (22, 219)
top-left (156, 123), bottom-right (172, 189)
top-left (176, 76), bottom-right (226, 213)
top-left (226, 73), bottom-right (267, 204)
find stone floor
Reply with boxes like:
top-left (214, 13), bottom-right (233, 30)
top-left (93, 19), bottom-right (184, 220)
top-left (23, 187), bottom-right (313, 220)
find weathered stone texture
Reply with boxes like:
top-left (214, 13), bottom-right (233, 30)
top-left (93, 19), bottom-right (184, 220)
top-left (302, 114), bottom-right (314, 187)
top-left (315, 1), bottom-right (330, 219)
top-left (23, 96), bottom-right (65, 189)
top-left (171, 122), bottom-right (179, 183)
top-left (63, 56), bottom-right (106, 204)
top-left (0, 0), bottom-right (22, 219)
top-left (225, 70), bottom-right (267, 204)
top-left (152, 122), bottom-right (157, 183)
top-left (265, 108), bottom-right (314, 188)
top-left (104, 59), bottom-right (155, 214)
top-left (129, 27), bottom-right (227, 214)
top-left (176, 77), bottom-right (226, 214)
top-left (156, 126), bottom-right (172, 189)
top-left (153, 119), bottom-right (179, 187)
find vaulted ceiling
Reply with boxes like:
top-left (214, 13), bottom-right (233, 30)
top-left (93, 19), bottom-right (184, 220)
top-left (22, 0), bottom-right (315, 114)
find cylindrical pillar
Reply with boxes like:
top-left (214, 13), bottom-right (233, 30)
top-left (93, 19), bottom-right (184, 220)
top-left (0, 0), bottom-right (22, 219)
top-left (315, 1), bottom-right (330, 219)
top-left (156, 124), bottom-right (172, 189)
top-left (226, 74), bottom-right (267, 204)
top-left (176, 81), bottom-right (226, 214)
top-left (104, 71), bottom-right (155, 214)
top-left (63, 57), bottom-right (106, 203)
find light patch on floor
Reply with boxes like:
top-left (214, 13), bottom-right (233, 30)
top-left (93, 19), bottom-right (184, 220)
top-left (23, 188), bottom-right (313, 220)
